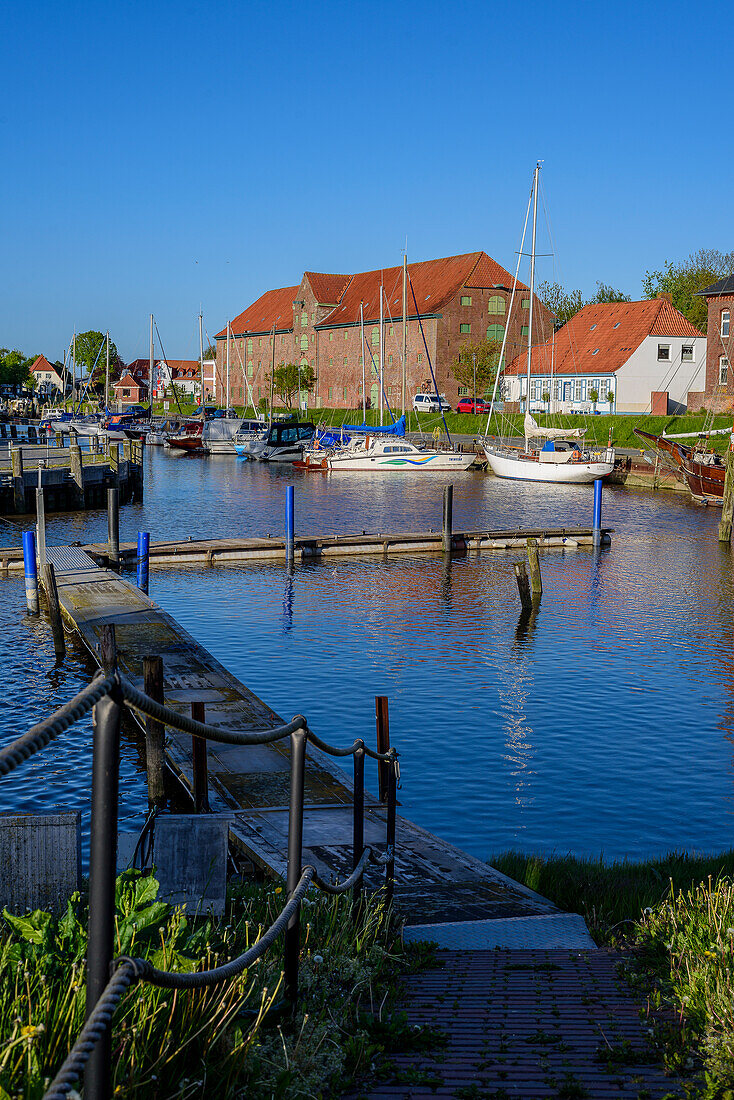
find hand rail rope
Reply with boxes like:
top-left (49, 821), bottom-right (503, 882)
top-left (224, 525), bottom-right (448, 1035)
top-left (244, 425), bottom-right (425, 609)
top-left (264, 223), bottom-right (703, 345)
top-left (0, 667), bottom-right (399, 1100)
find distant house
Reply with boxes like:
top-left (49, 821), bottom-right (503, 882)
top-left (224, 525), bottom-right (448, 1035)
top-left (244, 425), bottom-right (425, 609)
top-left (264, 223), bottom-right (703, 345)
top-left (127, 358), bottom-right (201, 399)
top-left (693, 275), bottom-right (734, 412)
top-left (112, 371), bottom-right (148, 407)
top-left (30, 354), bottom-right (64, 394)
top-left (503, 297), bottom-right (706, 415)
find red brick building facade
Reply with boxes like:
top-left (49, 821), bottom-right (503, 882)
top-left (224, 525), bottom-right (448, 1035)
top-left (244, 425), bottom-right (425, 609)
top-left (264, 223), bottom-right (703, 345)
top-left (214, 252), bottom-right (553, 411)
top-left (695, 276), bottom-right (734, 411)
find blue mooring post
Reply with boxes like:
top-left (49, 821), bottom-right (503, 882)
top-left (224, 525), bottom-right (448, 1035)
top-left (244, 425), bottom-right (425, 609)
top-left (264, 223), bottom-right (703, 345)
top-left (137, 531), bottom-right (150, 594)
top-left (22, 530), bottom-right (39, 615)
top-left (285, 485), bottom-right (295, 563)
top-left (593, 478), bottom-right (603, 546)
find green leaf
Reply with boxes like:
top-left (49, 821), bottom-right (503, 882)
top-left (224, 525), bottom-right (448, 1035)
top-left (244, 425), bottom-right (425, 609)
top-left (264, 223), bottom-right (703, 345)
top-left (2, 909), bottom-right (52, 945)
top-left (133, 875), bottom-right (160, 910)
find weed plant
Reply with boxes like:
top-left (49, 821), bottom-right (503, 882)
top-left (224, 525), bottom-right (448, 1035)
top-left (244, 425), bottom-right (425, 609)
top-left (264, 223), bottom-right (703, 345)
top-left (0, 869), bottom-right (409, 1099)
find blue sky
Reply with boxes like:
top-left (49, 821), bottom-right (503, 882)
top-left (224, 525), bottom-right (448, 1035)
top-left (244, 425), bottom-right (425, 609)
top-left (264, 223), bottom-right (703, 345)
top-left (2, 0), bottom-right (729, 362)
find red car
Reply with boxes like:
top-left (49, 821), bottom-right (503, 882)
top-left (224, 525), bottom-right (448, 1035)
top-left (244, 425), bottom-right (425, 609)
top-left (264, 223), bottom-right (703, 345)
top-left (456, 398), bottom-right (491, 414)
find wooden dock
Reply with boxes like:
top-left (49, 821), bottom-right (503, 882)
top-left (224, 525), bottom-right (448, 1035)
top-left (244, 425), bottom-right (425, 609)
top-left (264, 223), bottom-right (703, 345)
top-left (40, 546), bottom-right (576, 935)
top-left (0, 439), bottom-right (143, 515)
top-left (0, 525), bottom-right (612, 574)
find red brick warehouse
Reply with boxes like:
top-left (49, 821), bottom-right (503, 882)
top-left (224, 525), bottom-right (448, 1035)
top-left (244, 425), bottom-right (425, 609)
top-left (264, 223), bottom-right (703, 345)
top-left (214, 252), bottom-right (554, 411)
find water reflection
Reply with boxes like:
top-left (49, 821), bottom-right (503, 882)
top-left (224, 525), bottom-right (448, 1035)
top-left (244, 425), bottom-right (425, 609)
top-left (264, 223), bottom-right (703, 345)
top-left (3, 449), bottom-right (734, 861)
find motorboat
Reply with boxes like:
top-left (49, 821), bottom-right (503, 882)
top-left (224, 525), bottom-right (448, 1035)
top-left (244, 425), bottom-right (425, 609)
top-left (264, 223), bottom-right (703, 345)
top-left (204, 415), bottom-right (256, 454)
top-left (167, 419), bottom-right (206, 454)
top-left (148, 418), bottom-right (184, 446)
top-left (232, 418), bottom-right (269, 458)
top-left (240, 420), bottom-right (315, 463)
top-left (327, 435), bottom-right (476, 471)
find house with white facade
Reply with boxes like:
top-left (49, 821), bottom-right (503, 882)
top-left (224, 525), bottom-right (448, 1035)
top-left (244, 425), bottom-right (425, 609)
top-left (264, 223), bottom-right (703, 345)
top-left (30, 354), bottom-right (64, 395)
top-left (503, 297), bottom-right (706, 415)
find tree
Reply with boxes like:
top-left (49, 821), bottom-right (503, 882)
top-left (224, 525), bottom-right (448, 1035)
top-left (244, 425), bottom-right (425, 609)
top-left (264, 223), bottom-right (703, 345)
top-left (268, 362), bottom-right (316, 409)
top-left (588, 387), bottom-right (599, 410)
top-left (450, 337), bottom-right (502, 398)
top-left (591, 282), bottom-right (631, 304)
top-left (643, 249), bottom-right (734, 332)
top-left (73, 331), bottom-right (123, 384)
top-left (0, 348), bottom-right (35, 388)
top-left (536, 281), bottom-right (585, 326)
top-left (203, 343), bottom-right (217, 361)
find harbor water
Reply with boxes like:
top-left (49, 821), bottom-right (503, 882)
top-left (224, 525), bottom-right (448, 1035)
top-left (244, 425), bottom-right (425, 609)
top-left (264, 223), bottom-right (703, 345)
top-left (1, 446), bottom-right (733, 865)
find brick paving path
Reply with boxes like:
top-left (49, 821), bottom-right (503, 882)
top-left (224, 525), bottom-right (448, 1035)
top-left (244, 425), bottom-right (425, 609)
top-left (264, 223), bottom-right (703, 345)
top-left (352, 949), bottom-right (683, 1099)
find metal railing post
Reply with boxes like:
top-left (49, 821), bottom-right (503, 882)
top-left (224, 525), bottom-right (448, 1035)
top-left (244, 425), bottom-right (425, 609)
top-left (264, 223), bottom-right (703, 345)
top-left (352, 742), bottom-right (365, 919)
top-left (285, 726), bottom-right (307, 1003)
top-left (85, 628), bottom-right (121, 1100)
top-left (137, 531), bottom-right (150, 594)
top-left (385, 753), bottom-right (397, 906)
top-left (191, 701), bottom-right (210, 813)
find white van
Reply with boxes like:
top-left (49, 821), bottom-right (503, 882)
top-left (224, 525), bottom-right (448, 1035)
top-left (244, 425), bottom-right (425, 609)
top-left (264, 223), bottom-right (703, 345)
top-left (412, 393), bottom-right (451, 413)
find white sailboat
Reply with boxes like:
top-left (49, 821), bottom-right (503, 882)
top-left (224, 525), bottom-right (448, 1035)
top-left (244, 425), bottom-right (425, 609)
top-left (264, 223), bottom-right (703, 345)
top-left (481, 164), bottom-right (614, 485)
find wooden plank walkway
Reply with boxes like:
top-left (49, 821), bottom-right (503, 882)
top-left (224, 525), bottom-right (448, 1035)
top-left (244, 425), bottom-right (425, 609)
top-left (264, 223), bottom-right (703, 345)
top-left (1, 525), bottom-right (612, 573)
top-left (45, 548), bottom-right (561, 930)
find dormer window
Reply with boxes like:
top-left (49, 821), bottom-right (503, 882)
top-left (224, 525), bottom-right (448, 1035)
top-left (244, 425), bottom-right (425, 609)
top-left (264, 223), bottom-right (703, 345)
top-left (590, 323), bottom-right (597, 331)
top-left (613, 321), bottom-right (621, 329)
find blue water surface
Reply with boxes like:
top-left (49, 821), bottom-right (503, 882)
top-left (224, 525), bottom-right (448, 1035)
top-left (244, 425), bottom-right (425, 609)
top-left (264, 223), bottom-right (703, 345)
top-left (1, 448), bottom-right (733, 863)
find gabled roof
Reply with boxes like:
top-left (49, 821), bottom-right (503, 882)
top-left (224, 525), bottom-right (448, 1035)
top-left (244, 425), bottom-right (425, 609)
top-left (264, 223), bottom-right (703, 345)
top-left (504, 299), bottom-right (703, 376)
top-left (698, 275), bottom-right (734, 297)
top-left (317, 252), bottom-right (524, 328)
top-left (113, 372), bottom-right (141, 389)
top-left (305, 271), bottom-right (349, 304)
top-left (30, 354), bottom-right (60, 376)
top-left (216, 286), bottom-right (298, 338)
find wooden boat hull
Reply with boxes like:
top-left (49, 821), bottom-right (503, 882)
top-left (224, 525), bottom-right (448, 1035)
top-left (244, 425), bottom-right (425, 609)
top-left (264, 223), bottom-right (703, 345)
top-left (168, 435), bottom-right (207, 454)
top-left (681, 458), bottom-right (725, 505)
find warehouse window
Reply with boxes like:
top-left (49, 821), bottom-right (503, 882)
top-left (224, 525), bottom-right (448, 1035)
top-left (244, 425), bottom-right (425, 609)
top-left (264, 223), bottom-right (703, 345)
top-left (300, 334), bottom-right (308, 350)
top-left (488, 296), bottom-right (505, 315)
top-left (521, 325), bottom-right (529, 337)
top-left (522, 299), bottom-right (530, 309)
top-left (722, 311), bottom-right (730, 337)
top-left (460, 323), bottom-right (471, 334)
top-left (487, 323), bottom-right (504, 343)
top-left (461, 295), bottom-right (472, 306)
top-left (371, 328), bottom-right (379, 346)
top-left (720, 357), bottom-right (729, 385)
top-left (301, 312), bottom-right (307, 326)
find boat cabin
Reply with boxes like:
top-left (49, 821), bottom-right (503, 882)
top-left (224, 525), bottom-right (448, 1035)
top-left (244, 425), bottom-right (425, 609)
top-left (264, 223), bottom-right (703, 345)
top-left (266, 421), bottom-right (315, 446)
top-left (538, 439), bottom-right (584, 464)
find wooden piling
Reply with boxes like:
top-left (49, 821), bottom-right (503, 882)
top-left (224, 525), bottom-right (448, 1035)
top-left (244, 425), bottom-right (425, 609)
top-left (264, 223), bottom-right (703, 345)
top-left (719, 450), bottom-right (734, 544)
top-left (9, 424), bottom-right (17, 440)
top-left (108, 442), bottom-right (120, 484)
top-left (442, 484), bottom-right (453, 553)
top-left (42, 563), bottom-right (66, 661)
top-left (514, 561), bottom-right (533, 610)
top-left (11, 447), bottom-right (24, 513)
top-left (526, 537), bottom-right (542, 598)
top-left (69, 443), bottom-right (85, 508)
top-left (143, 656), bottom-right (166, 809)
top-left (375, 695), bottom-right (391, 803)
top-left (99, 623), bottom-right (117, 672)
top-left (191, 701), bottom-right (210, 813)
top-left (28, 425), bottom-right (37, 443)
top-left (55, 432), bottom-right (63, 449)
top-left (107, 487), bottom-right (119, 570)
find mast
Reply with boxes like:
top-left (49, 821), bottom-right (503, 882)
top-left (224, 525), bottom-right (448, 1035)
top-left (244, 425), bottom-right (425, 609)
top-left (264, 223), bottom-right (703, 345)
top-left (525, 162), bottom-right (540, 452)
top-left (72, 329), bottom-right (76, 409)
top-left (270, 323), bottom-right (276, 421)
top-left (379, 282), bottom-right (384, 426)
top-left (226, 321), bottom-right (231, 412)
top-left (149, 313), bottom-right (154, 408)
top-left (198, 311), bottom-right (204, 419)
top-left (402, 253), bottom-right (407, 417)
top-left (105, 331), bottom-right (110, 412)
top-left (360, 301), bottom-right (366, 421)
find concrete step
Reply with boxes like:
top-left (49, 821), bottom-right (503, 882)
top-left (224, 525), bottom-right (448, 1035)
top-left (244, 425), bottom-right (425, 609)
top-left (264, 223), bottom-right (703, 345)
top-left (403, 912), bottom-right (596, 950)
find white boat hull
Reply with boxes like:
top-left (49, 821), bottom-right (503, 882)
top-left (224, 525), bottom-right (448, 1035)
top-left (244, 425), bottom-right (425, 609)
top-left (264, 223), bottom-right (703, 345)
top-left (328, 449), bottom-right (475, 472)
top-left (483, 446), bottom-right (613, 483)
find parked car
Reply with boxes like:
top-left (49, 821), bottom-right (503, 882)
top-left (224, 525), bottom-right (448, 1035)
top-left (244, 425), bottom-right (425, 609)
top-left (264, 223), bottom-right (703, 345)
top-left (412, 393), bottom-right (451, 413)
top-left (456, 397), bottom-right (491, 415)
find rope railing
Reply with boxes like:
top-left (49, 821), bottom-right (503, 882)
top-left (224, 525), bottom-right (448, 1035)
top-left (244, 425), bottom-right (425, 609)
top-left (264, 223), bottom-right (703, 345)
top-left (1, 623), bottom-right (400, 1100)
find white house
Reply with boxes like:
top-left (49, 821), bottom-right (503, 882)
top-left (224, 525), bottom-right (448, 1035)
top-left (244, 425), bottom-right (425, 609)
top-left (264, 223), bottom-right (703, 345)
top-left (30, 354), bottom-right (64, 394)
top-left (504, 298), bottom-right (706, 415)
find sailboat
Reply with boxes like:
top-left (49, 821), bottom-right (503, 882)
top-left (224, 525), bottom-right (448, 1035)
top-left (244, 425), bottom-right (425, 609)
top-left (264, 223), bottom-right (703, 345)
top-left (634, 426), bottom-right (731, 504)
top-left (480, 164), bottom-right (615, 484)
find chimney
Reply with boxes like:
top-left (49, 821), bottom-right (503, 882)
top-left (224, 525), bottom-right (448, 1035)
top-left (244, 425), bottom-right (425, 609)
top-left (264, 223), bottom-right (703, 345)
top-left (657, 292), bottom-right (673, 303)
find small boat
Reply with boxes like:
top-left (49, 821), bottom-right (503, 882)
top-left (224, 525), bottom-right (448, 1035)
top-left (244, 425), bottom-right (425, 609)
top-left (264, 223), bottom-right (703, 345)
top-left (241, 420), bottom-right (316, 463)
top-left (293, 426), bottom-right (353, 470)
top-left (232, 419), bottom-right (269, 458)
top-left (634, 427), bottom-right (730, 505)
top-left (204, 416), bottom-right (256, 454)
top-left (68, 414), bottom-right (105, 438)
top-left (167, 419), bottom-right (207, 454)
top-left (480, 163), bottom-right (615, 485)
top-left (327, 435), bottom-right (476, 471)
top-left (148, 418), bottom-right (183, 446)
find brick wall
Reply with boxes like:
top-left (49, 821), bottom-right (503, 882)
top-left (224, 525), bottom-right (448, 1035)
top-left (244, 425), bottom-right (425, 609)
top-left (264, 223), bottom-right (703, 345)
top-left (704, 292), bottom-right (734, 397)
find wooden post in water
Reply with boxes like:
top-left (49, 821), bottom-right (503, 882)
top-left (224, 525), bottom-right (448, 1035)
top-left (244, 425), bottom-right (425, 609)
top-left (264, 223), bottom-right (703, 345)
top-left (719, 450), bottom-right (734, 544)
top-left (514, 561), bottom-right (533, 610)
top-left (526, 537), bottom-right (542, 598)
top-left (191, 701), bottom-right (210, 813)
top-left (442, 484), bottom-right (453, 553)
top-left (99, 623), bottom-right (116, 672)
top-left (11, 447), bottom-right (24, 513)
top-left (108, 441), bottom-right (119, 486)
top-left (69, 442), bottom-right (85, 508)
top-left (55, 432), bottom-right (63, 449)
top-left (375, 695), bottom-right (390, 803)
top-left (143, 656), bottom-right (166, 809)
top-left (43, 562), bottom-right (66, 661)
top-left (107, 487), bottom-right (119, 570)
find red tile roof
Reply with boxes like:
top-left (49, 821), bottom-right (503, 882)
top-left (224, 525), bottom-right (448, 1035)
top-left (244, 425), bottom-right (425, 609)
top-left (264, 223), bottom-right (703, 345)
top-left (113, 372), bottom-right (142, 389)
top-left (305, 271), bottom-right (349, 304)
top-left (504, 299), bottom-right (703, 376)
top-left (318, 252), bottom-right (524, 327)
top-left (31, 354), bottom-right (60, 376)
top-left (217, 286), bottom-right (298, 338)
